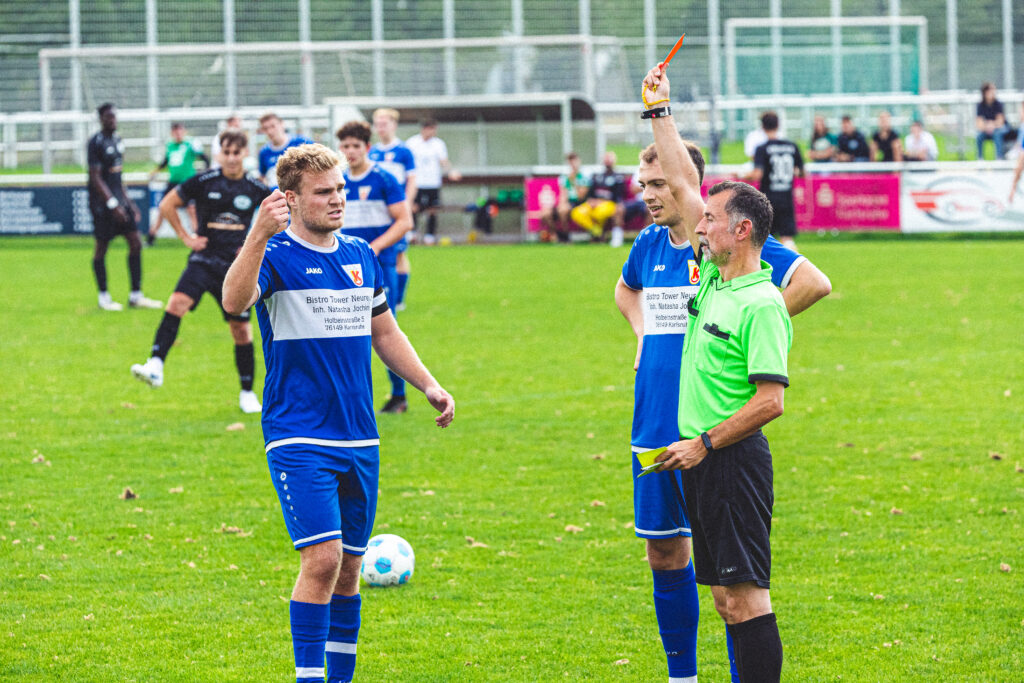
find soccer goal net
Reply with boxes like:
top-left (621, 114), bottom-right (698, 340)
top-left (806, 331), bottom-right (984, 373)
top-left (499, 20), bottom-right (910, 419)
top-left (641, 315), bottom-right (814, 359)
top-left (724, 16), bottom-right (928, 97)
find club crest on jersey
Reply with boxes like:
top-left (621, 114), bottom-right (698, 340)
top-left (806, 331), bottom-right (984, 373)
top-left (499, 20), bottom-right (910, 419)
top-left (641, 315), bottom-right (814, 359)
top-left (688, 259), bottom-right (700, 284)
top-left (358, 185), bottom-right (371, 201)
top-left (233, 195), bottom-right (253, 210)
top-left (343, 264), bottom-right (363, 286)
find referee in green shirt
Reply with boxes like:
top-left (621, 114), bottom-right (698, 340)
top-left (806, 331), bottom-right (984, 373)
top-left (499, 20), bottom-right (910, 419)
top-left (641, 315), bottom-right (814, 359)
top-left (653, 177), bottom-right (792, 682)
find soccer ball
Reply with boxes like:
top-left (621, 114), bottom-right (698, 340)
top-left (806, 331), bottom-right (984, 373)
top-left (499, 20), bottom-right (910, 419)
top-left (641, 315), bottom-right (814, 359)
top-left (360, 533), bottom-right (415, 587)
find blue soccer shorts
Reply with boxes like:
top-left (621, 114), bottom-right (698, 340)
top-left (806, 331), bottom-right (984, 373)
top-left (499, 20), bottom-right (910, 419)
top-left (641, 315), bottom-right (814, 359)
top-left (632, 448), bottom-right (692, 540)
top-left (266, 443), bottom-right (379, 554)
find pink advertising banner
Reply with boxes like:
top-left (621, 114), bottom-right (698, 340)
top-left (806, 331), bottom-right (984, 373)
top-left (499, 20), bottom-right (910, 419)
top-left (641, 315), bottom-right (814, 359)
top-left (701, 173), bottom-right (901, 231)
top-left (526, 172), bottom-right (901, 233)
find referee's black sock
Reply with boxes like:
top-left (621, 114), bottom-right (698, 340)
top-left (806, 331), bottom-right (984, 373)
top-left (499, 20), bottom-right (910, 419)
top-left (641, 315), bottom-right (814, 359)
top-left (726, 613), bottom-right (782, 683)
top-left (127, 250), bottom-right (142, 292)
top-left (151, 312), bottom-right (181, 361)
top-left (426, 212), bottom-right (438, 236)
top-left (92, 257), bottom-right (108, 293)
top-left (235, 342), bottom-right (255, 392)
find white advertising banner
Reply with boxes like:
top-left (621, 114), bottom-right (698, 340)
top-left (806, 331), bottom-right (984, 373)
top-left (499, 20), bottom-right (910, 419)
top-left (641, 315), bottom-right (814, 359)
top-left (901, 169), bottom-right (1024, 232)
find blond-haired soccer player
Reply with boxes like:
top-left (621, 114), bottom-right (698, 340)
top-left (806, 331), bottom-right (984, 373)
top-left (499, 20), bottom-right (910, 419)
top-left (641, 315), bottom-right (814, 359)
top-left (223, 143), bottom-right (454, 683)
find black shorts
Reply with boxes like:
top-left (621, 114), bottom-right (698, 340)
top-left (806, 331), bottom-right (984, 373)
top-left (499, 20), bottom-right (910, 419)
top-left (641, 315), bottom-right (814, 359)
top-left (90, 204), bottom-right (137, 242)
top-left (415, 188), bottom-right (441, 211)
top-left (174, 257), bottom-right (250, 322)
top-left (770, 203), bottom-right (797, 238)
top-left (681, 431), bottom-right (774, 588)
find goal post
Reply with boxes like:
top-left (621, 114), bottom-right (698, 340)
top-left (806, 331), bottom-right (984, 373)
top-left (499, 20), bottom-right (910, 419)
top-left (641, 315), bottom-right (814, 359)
top-left (724, 15), bottom-right (929, 97)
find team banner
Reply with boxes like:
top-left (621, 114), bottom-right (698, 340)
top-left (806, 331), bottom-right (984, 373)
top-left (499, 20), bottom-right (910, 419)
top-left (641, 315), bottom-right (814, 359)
top-left (900, 170), bottom-right (1024, 233)
top-left (0, 185), bottom-right (151, 236)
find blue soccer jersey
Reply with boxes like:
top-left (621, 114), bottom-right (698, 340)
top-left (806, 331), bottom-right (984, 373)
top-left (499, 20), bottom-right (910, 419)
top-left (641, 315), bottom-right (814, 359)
top-left (341, 165), bottom-right (406, 266)
top-left (621, 225), bottom-right (804, 451)
top-left (255, 228), bottom-right (389, 451)
top-left (258, 135), bottom-right (314, 189)
top-left (368, 141), bottom-right (416, 186)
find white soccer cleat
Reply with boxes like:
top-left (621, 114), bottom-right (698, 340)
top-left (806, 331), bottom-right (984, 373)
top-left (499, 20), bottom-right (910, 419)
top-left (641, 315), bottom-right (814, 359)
top-left (98, 292), bottom-right (123, 311)
top-left (130, 357), bottom-right (164, 388)
top-left (129, 295), bottom-right (163, 310)
top-left (239, 390), bottom-right (262, 414)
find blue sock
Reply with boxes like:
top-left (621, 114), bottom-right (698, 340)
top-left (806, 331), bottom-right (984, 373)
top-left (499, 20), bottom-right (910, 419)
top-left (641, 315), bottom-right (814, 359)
top-left (388, 369), bottom-right (406, 398)
top-left (726, 627), bottom-right (740, 682)
top-left (290, 600), bottom-right (329, 682)
top-left (396, 272), bottom-right (409, 306)
top-left (652, 562), bottom-right (699, 682)
top-left (326, 594), bottom-right (361, 683)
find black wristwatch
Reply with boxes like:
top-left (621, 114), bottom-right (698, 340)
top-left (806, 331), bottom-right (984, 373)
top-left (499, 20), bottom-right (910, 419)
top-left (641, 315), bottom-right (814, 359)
top-left (700, 431), bottom-right (714, 453)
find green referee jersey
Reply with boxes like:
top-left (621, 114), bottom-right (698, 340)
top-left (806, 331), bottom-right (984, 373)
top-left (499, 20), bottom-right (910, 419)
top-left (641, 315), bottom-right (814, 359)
top-left (678, 258), bottom-right (792, 439)
top-left (166, 139), bottom-right (203, 184)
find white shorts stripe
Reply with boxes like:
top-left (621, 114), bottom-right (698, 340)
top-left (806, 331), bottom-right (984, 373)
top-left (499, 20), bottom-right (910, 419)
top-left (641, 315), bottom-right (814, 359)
top-left (669, 676), bottom-right (698, 683)
top-left (325, 641), bottom-right (357, 654)
top-left (632, 445), bottom-right (667, 454)
top-left (293, 530), bottom-right (342, 547)
top-left (341, 541), bottom-right (368, 554)
top-left (266, 436), bottom-right (380, 453)
top-left (635, 525), bottom-right (691, 536)
top-left (296, 666), bottom-right (325, 678)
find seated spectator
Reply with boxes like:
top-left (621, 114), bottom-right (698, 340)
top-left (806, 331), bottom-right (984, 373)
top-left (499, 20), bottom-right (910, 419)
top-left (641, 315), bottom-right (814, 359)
top-left (903, 120), bottom-right (939, 162)
top-left (809, 115), bottom-right (837, 162)
top-left (571, 151), bottom-right (628, 243)
top-left (836, 116), bottom-right (870, 162)
top-left (870, 111), bottom-right (903, 162)
top-left (976, 81), bottom-right (1010, 160)
top-left (540, 151), bottom-right (588, 242)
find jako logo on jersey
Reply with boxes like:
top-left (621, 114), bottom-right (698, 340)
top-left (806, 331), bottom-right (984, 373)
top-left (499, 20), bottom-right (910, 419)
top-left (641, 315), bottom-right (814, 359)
top-left (208, 192), bottom-right (222, 199)
top-left (688, 259), bottom-right (700, 284)
top-left (653, 264), bottom-right (666, 272)
top-left (305, 267), bottom-right (323, 274)
top-left (343, 264), bottom-right (363, 286)
top-left (358, 185), bottom-right (372, 201)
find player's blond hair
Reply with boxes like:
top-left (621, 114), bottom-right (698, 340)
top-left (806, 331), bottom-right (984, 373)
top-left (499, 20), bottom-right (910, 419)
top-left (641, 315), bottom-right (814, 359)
top-left (372, 107), bottom-right (400, 122)
top-left (276, 143), bottom-right (340, 194)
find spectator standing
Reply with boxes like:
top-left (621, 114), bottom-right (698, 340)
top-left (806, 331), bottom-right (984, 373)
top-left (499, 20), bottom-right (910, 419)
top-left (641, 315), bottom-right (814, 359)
top-left (904, 120), bottom-right (939, 162)
top-left (836, 116), bottom-right (870, 162)
top-left (808, 115), bottom-right (837, 162)
top-left (976, 82), bottom-right (1010, 160)
top-left (870, 111), bottom-right (903, 162)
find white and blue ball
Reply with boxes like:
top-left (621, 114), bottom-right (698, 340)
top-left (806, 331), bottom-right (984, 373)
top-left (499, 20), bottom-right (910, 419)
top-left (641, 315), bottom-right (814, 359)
top-left (360, 533), bottom-right (415, 587)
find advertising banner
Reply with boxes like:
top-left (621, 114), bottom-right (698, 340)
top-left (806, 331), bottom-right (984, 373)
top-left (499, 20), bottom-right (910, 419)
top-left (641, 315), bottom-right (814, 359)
top-left (0, 185), bottom-right (150, 236)
top-left (900, 170), bottom-right (1024, 232)
top-left (524, 176), bottom-right (561, 232)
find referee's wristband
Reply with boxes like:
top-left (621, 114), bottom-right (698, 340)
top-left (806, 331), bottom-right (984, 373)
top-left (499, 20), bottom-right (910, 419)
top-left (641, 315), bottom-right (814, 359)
top-left (641, 106), bottom-right (671, 120)
top-left (700, 431), bottom-right (714, 454)
top-left (106, 196), bottom-right (120, 209)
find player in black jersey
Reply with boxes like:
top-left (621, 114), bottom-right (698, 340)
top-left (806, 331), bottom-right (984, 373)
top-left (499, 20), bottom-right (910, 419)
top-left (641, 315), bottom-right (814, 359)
top-left (87, 103), bottom-right (162, 311)
top-left (130, 129), bottom-right (272, 413)
top-left (750, 112), bottom-right (805, 251)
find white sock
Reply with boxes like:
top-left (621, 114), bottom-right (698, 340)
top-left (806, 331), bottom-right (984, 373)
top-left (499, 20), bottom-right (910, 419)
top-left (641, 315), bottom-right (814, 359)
top-left (129, 290), bottom-right (143, 302)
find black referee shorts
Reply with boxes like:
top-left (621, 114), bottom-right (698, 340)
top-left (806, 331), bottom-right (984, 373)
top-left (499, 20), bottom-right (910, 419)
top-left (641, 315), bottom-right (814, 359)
top-left (174, 257), bottom-right (250, 322)
top-left (681, 431), bottom-right (774, 589)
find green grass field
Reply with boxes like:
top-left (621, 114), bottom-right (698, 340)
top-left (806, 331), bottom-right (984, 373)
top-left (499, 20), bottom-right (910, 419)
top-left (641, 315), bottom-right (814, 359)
top-left (1, 235), bottom-right (1022, 681)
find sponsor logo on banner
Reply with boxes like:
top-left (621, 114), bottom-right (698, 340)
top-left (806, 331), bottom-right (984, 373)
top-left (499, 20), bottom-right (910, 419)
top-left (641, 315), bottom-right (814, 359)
top-left (901, 171), bottom-right (1024, 232)
top-left (343, 264), bottom-right (363, 286)
top-left (688, 260), bottom-right (700, 284)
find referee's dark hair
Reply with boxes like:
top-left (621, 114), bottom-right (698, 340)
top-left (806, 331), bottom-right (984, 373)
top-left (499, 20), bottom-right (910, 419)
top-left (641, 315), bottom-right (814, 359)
top-left (708, 180), bottom-right (773, 248)
top-left (335, 120), bottom-right (372, 146)
top-left (97, 102), bottom-right (115, 118)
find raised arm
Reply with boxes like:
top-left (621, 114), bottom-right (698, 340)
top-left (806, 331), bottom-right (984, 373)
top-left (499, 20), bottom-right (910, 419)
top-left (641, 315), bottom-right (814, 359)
top-left (642, 65), bottom-right (705, 248)
top-left (222, 190), bottom-right (290, 314)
